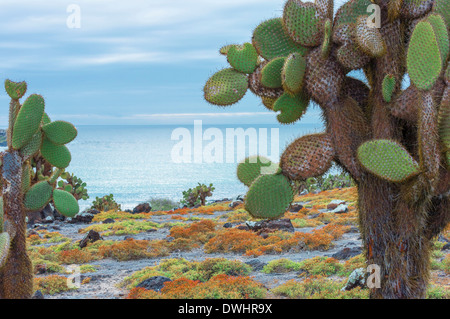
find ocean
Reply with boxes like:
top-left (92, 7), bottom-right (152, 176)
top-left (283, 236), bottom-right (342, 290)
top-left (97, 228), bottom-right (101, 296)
top-left (1, 123), bottom-right (325, 210)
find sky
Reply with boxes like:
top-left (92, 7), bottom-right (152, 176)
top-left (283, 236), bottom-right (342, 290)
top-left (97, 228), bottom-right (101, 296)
top-left (0, 0), bottom-right (349, 126)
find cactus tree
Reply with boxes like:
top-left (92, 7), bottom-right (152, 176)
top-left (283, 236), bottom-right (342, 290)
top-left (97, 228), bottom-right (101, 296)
top-left (204, 0), bottom-right (449, 299)
top-left (0, 80), bottom-right (80, 298)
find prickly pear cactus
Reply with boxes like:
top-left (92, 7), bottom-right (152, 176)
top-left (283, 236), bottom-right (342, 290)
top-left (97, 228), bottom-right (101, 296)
top-left (203, 0), bottom-right (450, 299)
top-left (0, 80), bottom-right (81, 298)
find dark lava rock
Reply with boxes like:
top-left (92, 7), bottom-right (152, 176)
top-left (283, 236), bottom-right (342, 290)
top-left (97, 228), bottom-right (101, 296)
top-left (223, 223), bottom-right (233, 228)
top-left (247, 219), bottom-right (295, 233)
top-left (229, 201), bottom-right (242, 209)
top-left (79, 230), bottom-right (103, 249)
top-left (132, 203), bottom-right (152, 214)
top-left (70, 211), bottom-right (95, 224)
top-left (331, 247), bottom-right (362, 260)
top-left (306, 213), bottom-right (321, 219)
top-left (136, 276), bottom-right (172, 292)
top-left (245, 259), bottom-right (267, 271)
top-left (102, 218), bottom-right (116, 224)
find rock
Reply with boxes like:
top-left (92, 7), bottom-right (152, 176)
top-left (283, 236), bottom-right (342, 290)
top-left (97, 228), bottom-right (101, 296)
top-left (79, 230), bottom-right (103, 249)
top-left (229, 201), bottom-right (241, 209)
top-left (442, 243), bottom-right (450, 250)
top-left (347, 226), bottom-right (360, 233)
top-left (132, 203), bottom-right (152, 214)
top-left (86, 209), bottom-right (101, 215)
top-left (245, 259), bottom-right (267, 271)
top-left (102, 218), bottom-right (115, 224)
top-left (341, 268), bottom-right (366, 291)
top-left (136, 276), bottom-right (172, 292)
top-left (42, 216), bottom-right (54, 224)
top-left (312, 189), bottom-right (321, 194)
top-left (246, 219), bottom-right (295, 233)
top-left (289, 203), bottom-right (303, 212)
top-left (330, 204), bottom-right (349, 214)
top-left (165, 236), bottom-right (175, 242)
top-left (307, 213), bottom-right (321, 219)
top-left (35, 264), bottom-right (47, 274)
top-left (299, 190), bottom-right (308, 195)
top-left (70, 211), bottom-right (94, 224)
top-left (223, 223), bottom-right (232, 228)
top-left (27, 211), bottom-right (43, 225)
top-left (331, 247), bottom-right (362, 260)
top-left (327, 200), bottom-right (346, 210)
top-left (235, 195), bottom-right (245, 201)
top-left (27, 230), bottom-right (40, 237)
top-left (32, 290), bottom-right (44, 299)
top-left (236, 225), bottom-right (249, 231)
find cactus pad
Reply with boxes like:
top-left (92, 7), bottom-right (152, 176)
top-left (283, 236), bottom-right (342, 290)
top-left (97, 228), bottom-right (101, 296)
top-left (220, 44), bottom-right (235, 56)
top-left (12, 94), bottom-right (45, 150)
top-left (204, 68), bottom-right (248, 106)
top-left (382, 74), bottom-right (396, 103)
top-left (5, 80), bottom-right (27, 100)
top-left (357, 139), bottom-right (420, 182)
top-left (281, 133), bottom-right (334, 180)
top-left (334, 0), bottom-right (372, 26)
top-left (227, 43), bottom-right (258, 74)
top-left (283, 0), bottom-right (324, 47)
top-left (237, 156), bottom-right (275, 187)
top-left (248, 62), bottom-right (284, 99)
top-left (42, 121), bottom-right (78, 145)
top-left (53, 189), bottom-right (79, 218)
top-left (407, 20), bottom-right (444, 91)
top-left (24, 181), bottom-right (53, 211)
top-left (321, 18), bottom-right (332, 58)
top-left (282, 53), bottom-right (306, 94)
top-left (401, 0), bottom-right (434, 19)
top-left (40, 138), bottom-right (72, 169)
top-left (19, 130), bottom-right (42, 159)
top-left (439, 87), bottom-right (449, 155)
top-left (433, 0), bottom-right (450, 31)
top-left (355, 16), bottom-right (387, 58)
top-left (245, 173), bottom-right (294, 219)
top-left (273, 92), bottom-right (309, 124)
top-left (261, 57), bottom-right (285, 88)
top-left (426, 14), bottom-right (449, 65)
top-left (42, 113), bottom-right (51, 125)
top-left (261, 96), bottom-right (277, 110)
top-left (252, 18), bottom-right (308, 60)
top-left (0, 232), bottom-right (11, 269)
top-left (315, 0), bottom-right (334, 20)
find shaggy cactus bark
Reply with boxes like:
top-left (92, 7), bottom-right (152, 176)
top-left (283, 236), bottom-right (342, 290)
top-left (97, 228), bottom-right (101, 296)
top-left (203, 0), bottom-right (449, 299)
top-left (0, 80), bottom-right (80, 299)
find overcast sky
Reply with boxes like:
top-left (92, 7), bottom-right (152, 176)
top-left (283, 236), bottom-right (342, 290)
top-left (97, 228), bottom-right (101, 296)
top-left (0, 0), bottom-right (349, 126)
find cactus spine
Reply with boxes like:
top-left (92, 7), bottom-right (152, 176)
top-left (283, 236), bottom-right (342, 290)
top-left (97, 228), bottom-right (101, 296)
top-left (0, 80), bottom-right (80, 298)
top-left (203, 0), bottom-right (449, 299)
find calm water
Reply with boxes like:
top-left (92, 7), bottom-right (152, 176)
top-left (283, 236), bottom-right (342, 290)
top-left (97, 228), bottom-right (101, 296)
top-left (2, 123), bottom-right (325, 210)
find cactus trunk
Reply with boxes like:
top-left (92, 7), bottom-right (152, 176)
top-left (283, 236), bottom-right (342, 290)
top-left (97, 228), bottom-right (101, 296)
top-left (0, 151), bottom-right (33, 299)
top-left (358, 177), bottom-right (431, 299)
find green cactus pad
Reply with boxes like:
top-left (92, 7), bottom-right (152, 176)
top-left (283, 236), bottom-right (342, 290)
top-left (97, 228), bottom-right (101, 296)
top-left (334, 0), bottom-right (372, 26)
top-left (433, 0), bottom-right (450, 31)
top-left (40, 138), bottom-right (72, 169)
top-left (53, 189), bottom-right (79, 218)
top-left (237, 156), bottom-right (276, 187)
top-left (12, 94), bottom-right (45, 150)
top-left (261, 96), bottom-right (277, 110)
top-left (219, 44), bottom-right (236, 56)
top-left (261, 57), bottom-right (286, 88)
top-left (426, 14), bottom-right (449, 65)
top-left (4, 80), bottom-right (27, 100)
top-left (273, 92), bottom-right (309, 124)
top-left (42, 113), bottom-right (51, 125)
top-left (355, 16), bottom-right (387, 58)
top-left (227, 43), bottom-right (258, 74)
top-left (321, 18), bottom-right (332, 58)
top-left (0, 232), bottom-right (11, 269)
top-left (382, 74), bottom-right (396, 103)
top-left (283, 0), bottom-right (324, 47)
top-left (407, 21), bottom-right (443, 91)
top-left (21, 163), bottom-right (31, 194)
top-left (19, 130), bottom-right (42, 159)
top-left (204, 68), bottom-right (248, 106)
top-left (42, 121), bottom-right (78, 145)
top-left (24, 181), bottom-right (53, 211)
top-left (245, 174), bottom-right (294, 219)
top-left (357, 139), bottom-right (420, 182)
top-left (252, 18), bottom-right (308, 60)
top-left (282, 53), bottom-right (306, 94)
